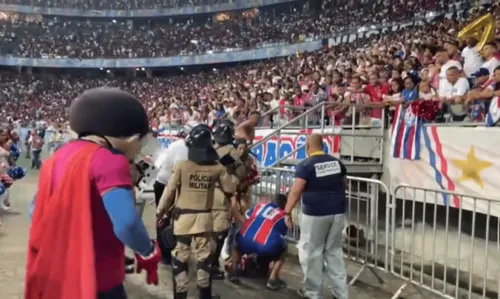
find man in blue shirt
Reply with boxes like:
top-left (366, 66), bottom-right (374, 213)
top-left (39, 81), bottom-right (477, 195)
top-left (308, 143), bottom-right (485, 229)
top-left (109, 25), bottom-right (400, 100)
top-left (230, 194), bottom-right (288, 290)
top-left (284, 134), bottom-right (348, 299)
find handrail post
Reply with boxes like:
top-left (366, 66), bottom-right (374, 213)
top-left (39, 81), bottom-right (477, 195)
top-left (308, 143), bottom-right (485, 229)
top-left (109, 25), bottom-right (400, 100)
top-left (320, 102), bottom-right (325, 134)
top-left (276, 129), bottom-right (281, 167)
top-left (249, 101), bottom-right (325, 150)
top-left (351, 107), bottom-right (356, 162)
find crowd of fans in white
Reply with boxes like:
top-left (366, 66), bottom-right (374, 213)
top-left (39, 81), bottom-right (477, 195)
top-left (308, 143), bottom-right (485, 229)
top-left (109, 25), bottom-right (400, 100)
top-left (0, 0), bottom-right (443, 58)
top-left (0, 0), bottom-right (232, 10)
top-left (0, 1), bottom-right (498, 133)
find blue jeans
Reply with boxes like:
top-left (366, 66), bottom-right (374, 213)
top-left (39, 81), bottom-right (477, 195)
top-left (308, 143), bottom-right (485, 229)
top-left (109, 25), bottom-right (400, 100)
top-left (225, 221), bottom-right (241, 257)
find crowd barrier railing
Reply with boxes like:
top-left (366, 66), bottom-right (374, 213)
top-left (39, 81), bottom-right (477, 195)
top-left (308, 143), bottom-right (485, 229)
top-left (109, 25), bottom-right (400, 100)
top-left (390, 185), bottom-right (500, 299)
top-left (252, 166), bottom-right (392, 285)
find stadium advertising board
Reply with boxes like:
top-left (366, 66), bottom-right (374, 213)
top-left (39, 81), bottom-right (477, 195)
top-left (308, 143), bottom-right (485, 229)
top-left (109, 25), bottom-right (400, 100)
top-left (157, 127), bottom-right (341, 167)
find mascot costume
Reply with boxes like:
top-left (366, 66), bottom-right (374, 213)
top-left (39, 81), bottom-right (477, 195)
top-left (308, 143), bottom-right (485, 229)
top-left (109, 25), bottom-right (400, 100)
top-left (25, 88), bottom-right (162, 299)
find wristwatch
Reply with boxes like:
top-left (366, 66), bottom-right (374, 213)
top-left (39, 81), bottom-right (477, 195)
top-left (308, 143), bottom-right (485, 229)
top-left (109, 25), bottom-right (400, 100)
top-left (284, 212), bottom-right (291, 216)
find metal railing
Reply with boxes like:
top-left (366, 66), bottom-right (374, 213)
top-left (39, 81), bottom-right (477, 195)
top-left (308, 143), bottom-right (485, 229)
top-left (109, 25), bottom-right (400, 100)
top-left (390, 185), bottom-right (500, 299)
top-left (251, 166), bottom-right (392, 285)
top-left (252, 167), bottom-right (500, 299)
top-left (251, 102), bottom-right (386, 168)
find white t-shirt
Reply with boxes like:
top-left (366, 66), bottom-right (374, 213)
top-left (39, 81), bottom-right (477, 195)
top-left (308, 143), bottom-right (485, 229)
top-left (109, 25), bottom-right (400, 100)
top-left (461, 46), bottom-right (484, 77)
top-left (481, 57), bottom-right (500, 76)
top-left (269, 99), bottom-right (279, 116)
top-left (439, 77), bottom-right (470, 98)
top-left (438, 60), bottom-right (463, 97)
top-left (440, 77), bottom-right (470, 116)
top-left (155, 139), bottom-right (188, 185)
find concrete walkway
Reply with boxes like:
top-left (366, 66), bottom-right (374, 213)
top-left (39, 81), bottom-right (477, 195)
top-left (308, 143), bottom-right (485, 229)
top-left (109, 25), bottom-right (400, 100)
top-left (0, 156), bottom-right (445, 299)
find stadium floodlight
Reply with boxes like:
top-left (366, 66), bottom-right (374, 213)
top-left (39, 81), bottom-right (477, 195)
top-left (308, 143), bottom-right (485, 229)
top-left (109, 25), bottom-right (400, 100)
top-left (141, 68), bottom-right (145, 71)
top-left (190, 40), bottom-right (198, 44)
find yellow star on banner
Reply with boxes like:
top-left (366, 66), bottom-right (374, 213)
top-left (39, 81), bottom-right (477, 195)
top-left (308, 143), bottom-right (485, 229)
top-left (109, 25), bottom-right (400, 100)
top-left (451, 146), bottom-right (493, 189)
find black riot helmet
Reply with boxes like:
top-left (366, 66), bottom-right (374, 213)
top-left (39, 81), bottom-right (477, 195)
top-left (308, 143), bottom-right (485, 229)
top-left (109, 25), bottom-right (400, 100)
top-left (186, 124), bottom-right (219, 164)
top-left (186, 124), bottom-right (213, 148)
top-left (213, 121), bottom-right (235, 146)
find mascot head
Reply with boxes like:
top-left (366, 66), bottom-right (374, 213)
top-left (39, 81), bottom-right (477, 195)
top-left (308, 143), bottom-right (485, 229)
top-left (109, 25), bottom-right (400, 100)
top-left (69, 87), bottom-right (149, 160)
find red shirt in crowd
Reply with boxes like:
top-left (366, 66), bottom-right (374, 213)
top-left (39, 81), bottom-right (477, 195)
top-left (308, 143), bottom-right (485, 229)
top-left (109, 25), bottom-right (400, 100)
top-left (293, 93), bottom-right (309, 107)
top-left (364, 83), bottom-right (390, 118)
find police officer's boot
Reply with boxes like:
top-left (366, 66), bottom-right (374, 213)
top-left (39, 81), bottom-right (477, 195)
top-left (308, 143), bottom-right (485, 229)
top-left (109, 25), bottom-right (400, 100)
top-left (211, 235), bottom-right (227, 280)
top-left (211, 266), bottom-right (225, 280)
top-left (174, 292), bottom-right (187, 299)
top-left (198, 285), bottom-right (220, 299)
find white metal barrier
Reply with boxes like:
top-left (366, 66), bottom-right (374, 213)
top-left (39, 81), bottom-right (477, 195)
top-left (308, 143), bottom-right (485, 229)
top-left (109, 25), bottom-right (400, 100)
top-left (252, 166), bottom-right (392, 286)
top-left (391, 185), bottom-right (500, 299)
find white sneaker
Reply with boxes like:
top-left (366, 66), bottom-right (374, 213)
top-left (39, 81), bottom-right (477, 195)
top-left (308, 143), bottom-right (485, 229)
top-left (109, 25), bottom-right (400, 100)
top-left (1, 199), bottom-right (11, 211)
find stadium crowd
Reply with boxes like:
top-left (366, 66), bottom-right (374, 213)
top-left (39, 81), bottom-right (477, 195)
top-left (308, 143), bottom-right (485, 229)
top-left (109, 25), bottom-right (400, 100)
top-left (0, 0), bottom-right (446, 12)
top-left (0, 0), bottom-right (232, 10)
top-left (0, 3), bottom-right (499, 131)
top-left (0, 0), bottom-right (442, 58)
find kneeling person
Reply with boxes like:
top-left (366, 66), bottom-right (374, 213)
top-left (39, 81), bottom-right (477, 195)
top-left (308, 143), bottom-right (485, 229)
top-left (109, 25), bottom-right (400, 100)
top-left (232, 194), bottom-right (288, 290)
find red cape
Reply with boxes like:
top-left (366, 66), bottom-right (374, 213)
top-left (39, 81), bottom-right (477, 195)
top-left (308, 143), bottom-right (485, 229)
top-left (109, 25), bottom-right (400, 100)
top-left (25, 142), bottom-right (101, 299)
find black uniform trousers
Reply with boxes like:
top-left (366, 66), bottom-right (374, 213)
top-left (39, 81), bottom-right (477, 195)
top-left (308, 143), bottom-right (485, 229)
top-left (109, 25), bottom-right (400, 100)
top-left (154, 180), bottom-right (172, 264)
top-left (98, 285), bottom-right (127, 299)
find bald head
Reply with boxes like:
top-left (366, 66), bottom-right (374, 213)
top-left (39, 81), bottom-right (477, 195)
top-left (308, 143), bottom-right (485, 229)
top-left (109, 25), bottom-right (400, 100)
top-left (306, 134), bottom-right (323, 153)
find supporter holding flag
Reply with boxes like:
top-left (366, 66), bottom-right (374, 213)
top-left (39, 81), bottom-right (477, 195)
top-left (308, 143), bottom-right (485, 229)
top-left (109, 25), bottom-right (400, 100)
top-left (465, 68), bottom-right (494, 122)
top-left (390, 76), bottom-right (423, 160)
top-left (473, 66), bottom-right (500, 126)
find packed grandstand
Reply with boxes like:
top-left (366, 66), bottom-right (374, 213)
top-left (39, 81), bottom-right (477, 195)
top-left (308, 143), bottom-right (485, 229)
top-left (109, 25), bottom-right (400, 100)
top-left (0, 0), bottom-right (497, 132)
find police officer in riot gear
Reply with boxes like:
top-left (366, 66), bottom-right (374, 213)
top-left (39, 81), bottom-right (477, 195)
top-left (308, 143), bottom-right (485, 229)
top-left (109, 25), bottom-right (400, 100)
top-left (210, 122), bottom-right (247, 279)
top-left (156, 124), bottom-right (238, 299)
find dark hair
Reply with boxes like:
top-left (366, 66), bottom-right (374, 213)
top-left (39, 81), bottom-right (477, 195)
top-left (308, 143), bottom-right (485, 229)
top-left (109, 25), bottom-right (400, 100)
top-left (485, 42), bottom-right (497, 49)
top-left (274, 193), bottom-right (287, 210)
top-left (250, 111), bottom-right (261, 117)
top-left (390, 78), bottom-right (405, 94)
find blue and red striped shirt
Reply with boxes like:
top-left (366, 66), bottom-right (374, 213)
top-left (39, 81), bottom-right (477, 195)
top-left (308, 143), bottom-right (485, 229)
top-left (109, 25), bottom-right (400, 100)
top-left (240, 202), bottom-right (287, 246)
